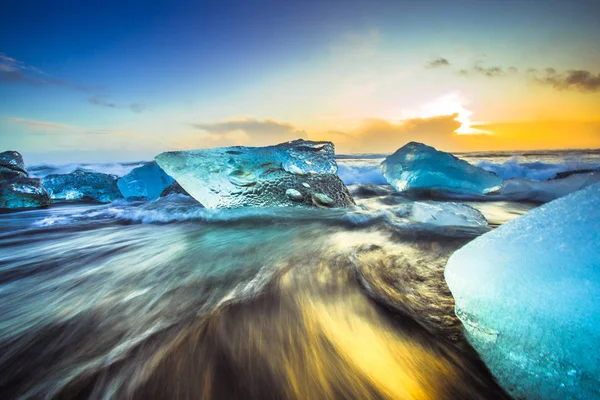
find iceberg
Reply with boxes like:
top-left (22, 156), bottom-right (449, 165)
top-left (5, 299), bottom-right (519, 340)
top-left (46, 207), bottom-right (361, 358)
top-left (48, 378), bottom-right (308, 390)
top-left (0, 151), bottom-right (51, 209)
top-left (42, 169), bottom-right (122, 203)
top-left (117, 161), bottom-right (174, 200)
top-left (445, 182), bottom-right (600, 400)
top-left (381, 142), bottom-right (502, 196)
top-left (410, 201), bottom-right (488, 227)
top-left (155, 139), bottom-right (355, 208)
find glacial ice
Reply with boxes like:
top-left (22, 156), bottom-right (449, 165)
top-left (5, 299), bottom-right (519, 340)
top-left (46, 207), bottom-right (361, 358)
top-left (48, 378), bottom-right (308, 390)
top-left (155, 139), bottom-right (355, 208)
top-left (445, 182), bottom-right (600, 400)
top-left (381, 142), bottom-right (502, 196)
top-left (117, 161), bottom-right (174, 200)
top-left (410, 202), bottom-right (488, 227)
top-left (0, 150), bottom-right (28, 177)
top-left (42, 169), bottom-right (123, 203)
top-left (0, 151), bottom-right (51, 209)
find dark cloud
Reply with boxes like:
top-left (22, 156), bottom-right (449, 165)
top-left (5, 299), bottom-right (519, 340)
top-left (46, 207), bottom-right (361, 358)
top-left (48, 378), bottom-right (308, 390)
top-left (192, 118), bottom-right (306, 137)
top-left (531, 68), bottom-right (600, 92)
top-left (425, 58), bottom-right (450, 69)
top-left (0, 52), bottom-right (103, 92)
top-left (88, 96), bottom-right (148, 113)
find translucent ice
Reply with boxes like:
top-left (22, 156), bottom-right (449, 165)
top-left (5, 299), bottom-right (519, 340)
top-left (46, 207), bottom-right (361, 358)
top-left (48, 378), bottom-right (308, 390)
top-left (381, 142), bottom-right (502, 196)
top-left (42, 169), bottom-right (122, 203)
top-left (445, 182), bottom-right (600, 400)
top-left (0, 150), bottom-right (28, 177)
top-left (155, 139), bottom-right (354, 208)
top-left (410, 202), bottom-right (488, 227)
top-left (117, 161), bottom-right (174, 200)
top-left (0, 151), bottom-right (50, 209)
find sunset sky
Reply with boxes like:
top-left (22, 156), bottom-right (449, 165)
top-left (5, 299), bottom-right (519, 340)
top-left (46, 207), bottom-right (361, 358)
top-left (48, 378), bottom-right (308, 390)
top-left (1, 0), bottom-right (599, 163)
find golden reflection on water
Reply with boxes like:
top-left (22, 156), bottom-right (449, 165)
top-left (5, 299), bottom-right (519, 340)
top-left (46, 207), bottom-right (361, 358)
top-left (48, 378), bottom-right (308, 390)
top-left (133, 230), bottom-right (508, 400)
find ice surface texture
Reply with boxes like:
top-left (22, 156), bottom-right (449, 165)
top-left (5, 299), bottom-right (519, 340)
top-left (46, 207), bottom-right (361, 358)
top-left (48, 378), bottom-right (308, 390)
top-left (155, 139), bottom-right (355, 208)
top-left (117, 161), bottom-right (174, 200)
top-left (42, 169), bottom-right (122, 203)
top-left (381, 142), bottom-right (502, 196)
top-left (445, 182), bottom-right (600, 400)
top-left (410, 202), bottom-right (488, 227)
top-left (0, 151), bottom-right (51, 209)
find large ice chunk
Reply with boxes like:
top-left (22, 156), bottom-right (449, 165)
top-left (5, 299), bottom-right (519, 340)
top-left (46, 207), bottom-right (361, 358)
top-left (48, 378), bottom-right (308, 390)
top-left (445, 182), bottom-right (600, 400)
top-left (155, 139), bottom-right (355, 208)
top-left (381, 142), bottom-right (502, 196)
top-left (117, 161), bottom-right (174, 200)
top-left (42, 169), bottom-right (122, 203)
top-left (0, 151), bottom-right (51, 209)
top-left (410, 201), bottom-right (488, 227)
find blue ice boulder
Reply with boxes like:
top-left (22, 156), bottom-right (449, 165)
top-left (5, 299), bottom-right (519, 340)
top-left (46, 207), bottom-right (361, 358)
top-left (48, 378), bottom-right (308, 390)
top-left (117, 161), bottom-right (174, 200)
top-left (0, 151), bottom-right (50, 209)
top-left (155, 139), bottom-right (354, 208)
top-left (0, 150), bottom-right (28, 177)
top-left (42, 169), bottom-right (122, 203)
top-left (381, 142), bottom-right (502, 196)
top-left (445, 182), bottom-right (600, 399)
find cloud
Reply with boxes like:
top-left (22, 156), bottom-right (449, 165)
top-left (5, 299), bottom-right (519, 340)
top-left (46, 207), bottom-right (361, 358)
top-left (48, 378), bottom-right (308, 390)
top-left (88, 96), bottom-right (148, 113)
top-left (425, 58), bottom-right (450, 69)
top-left (0, 52), bottom-right (103, 91)
top-left (328, 114), bottom-right (462, 153)
top-left (531, 68), bottom-right (600, 92)
top-left (7, 116), bottom-right (140, 137)
top-left (458, 63), bottom-right (514, 77)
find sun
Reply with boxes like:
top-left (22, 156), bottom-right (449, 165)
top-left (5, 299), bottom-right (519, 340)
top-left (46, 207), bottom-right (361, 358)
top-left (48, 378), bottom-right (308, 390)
top-left (417, 93), bottom-right (491, 134)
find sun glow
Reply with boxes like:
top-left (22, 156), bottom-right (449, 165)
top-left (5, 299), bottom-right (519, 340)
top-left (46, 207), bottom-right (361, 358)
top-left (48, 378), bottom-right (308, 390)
top-left (410, 93), bottom-right (492, 135)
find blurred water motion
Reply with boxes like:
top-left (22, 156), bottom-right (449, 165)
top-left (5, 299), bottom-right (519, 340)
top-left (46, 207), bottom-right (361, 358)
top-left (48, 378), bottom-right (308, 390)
top-left (0, 203), bottom-right (510, 399)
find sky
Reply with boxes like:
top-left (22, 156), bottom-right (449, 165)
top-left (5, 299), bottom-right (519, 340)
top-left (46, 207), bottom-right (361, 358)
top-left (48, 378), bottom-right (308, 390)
top-left (1, 0), bottom-right (599, 163)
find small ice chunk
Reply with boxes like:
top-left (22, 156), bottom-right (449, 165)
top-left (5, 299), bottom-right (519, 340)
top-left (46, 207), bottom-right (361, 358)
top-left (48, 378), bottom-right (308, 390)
top-left (42, 169), bottom-right (122, 203)
top-left (410, 202), bottom-right (488, 227)
top-left (445, 182), bottom-right (600, 400)
top-left (155, 139), bottom-right (354, 208)
top-left (381, 142), bottom-right (502, 196)
top-left (117, 161), bottom-right (174, 200)
top-left (0, 150), bottom-right (28, 177)
top-left (285, 188), bottom-right (303, 201)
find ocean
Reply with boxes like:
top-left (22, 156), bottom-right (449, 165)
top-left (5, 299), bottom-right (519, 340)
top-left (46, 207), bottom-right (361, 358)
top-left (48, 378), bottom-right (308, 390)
top-left (1, 149), bottom-right (599, 399)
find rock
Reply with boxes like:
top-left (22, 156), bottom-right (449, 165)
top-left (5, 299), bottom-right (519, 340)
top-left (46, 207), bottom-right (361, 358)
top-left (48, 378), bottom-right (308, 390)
top-left (155, 139), bottom-right (355, 208)
top-left (285, 188), bottom-right (303, 201)
top-left (117, 161), bottom-right (174, 200)
top-left (160, 181), bottom-right (191, 197)
top-left (445, 182), bottom-right (600, 400)
top-left (381, 142), bottom-right (502, 196)
top-left (42, 169), bottom-right (122, 203)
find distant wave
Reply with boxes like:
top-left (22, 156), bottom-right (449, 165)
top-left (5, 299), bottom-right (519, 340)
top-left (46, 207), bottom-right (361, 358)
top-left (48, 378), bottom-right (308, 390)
top-left (337, 162), bottom-right (387, 185)
top-left (27, 161), bottom-right (150, 178)
top-left (476, 157), bottom-right (600, 180)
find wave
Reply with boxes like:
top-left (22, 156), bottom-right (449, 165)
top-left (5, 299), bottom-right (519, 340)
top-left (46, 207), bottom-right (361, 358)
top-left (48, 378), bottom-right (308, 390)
top-left (27, 161), bottom-right (150, 178)
top-left (476, 156), bottom-right (600, 181)
top-left (337, 162), bottom-right (387, 185)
